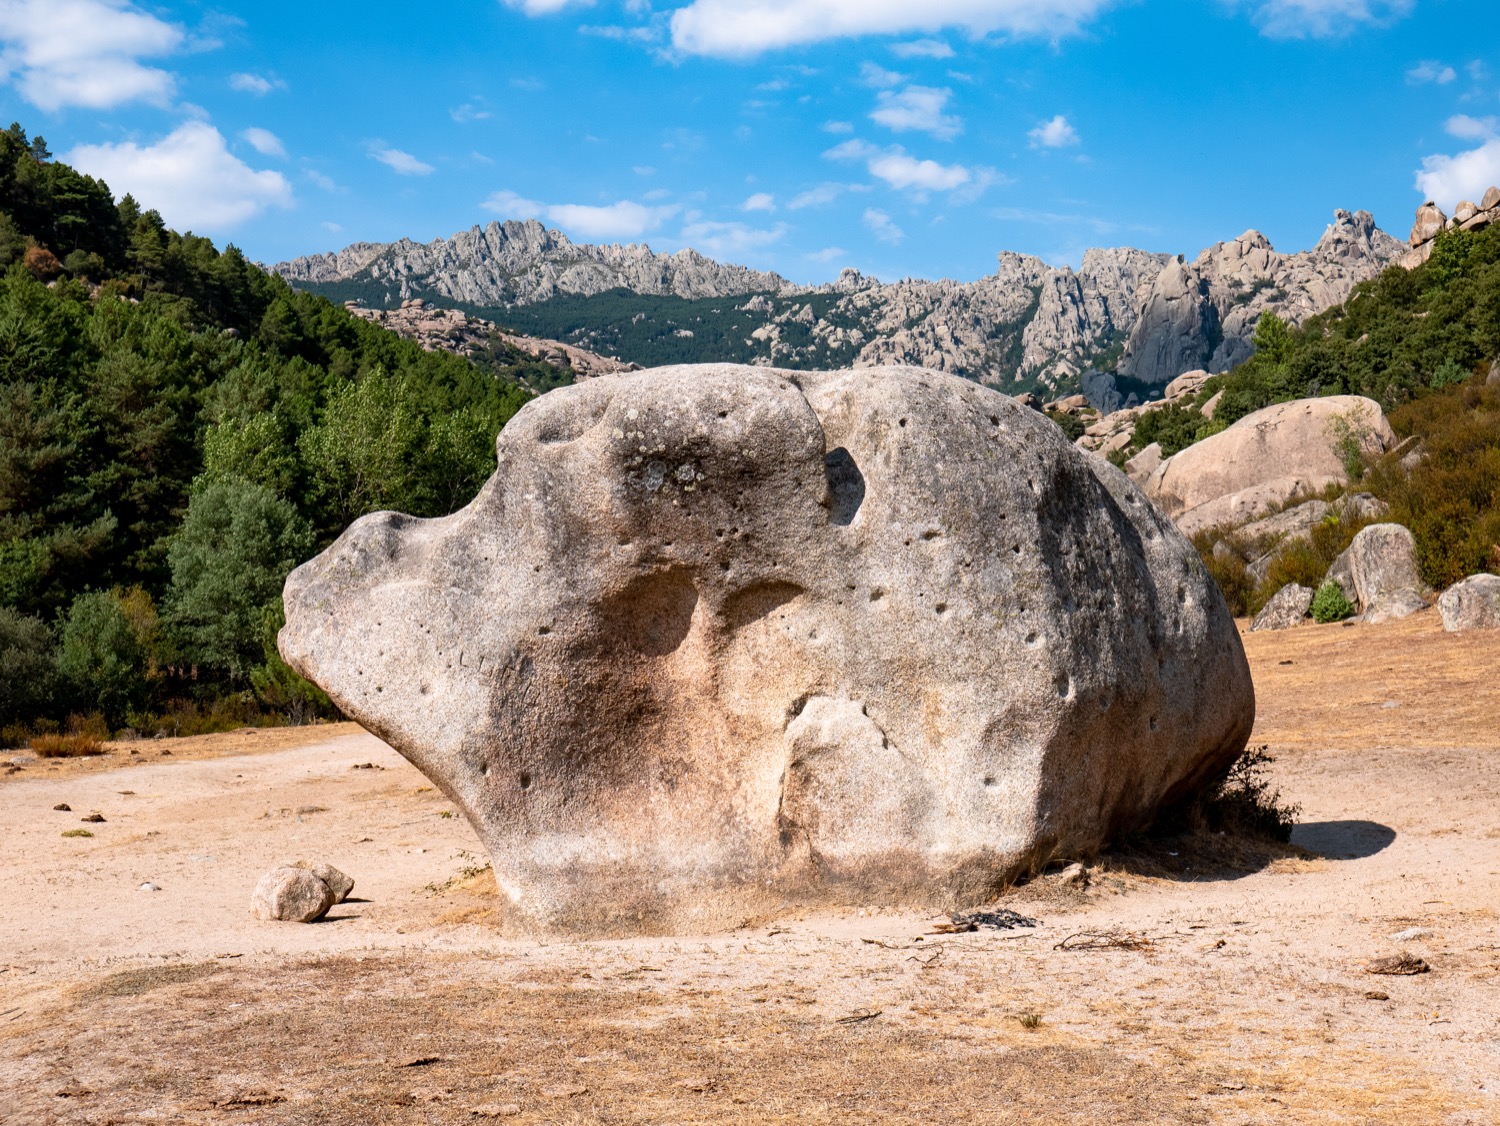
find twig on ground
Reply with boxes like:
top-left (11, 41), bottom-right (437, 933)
top-left (1053, 930), bottom-right (1153, 952)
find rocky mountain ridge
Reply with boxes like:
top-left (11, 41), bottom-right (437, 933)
top-left (274, 208), bottom-right (1407, 397)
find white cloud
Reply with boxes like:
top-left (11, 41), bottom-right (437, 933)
top-left (66, 121), bottom-right (292, 231)
top-left (501, 0), bottom-right (587, 13)
top-left (789, 181), bottom-right (863, 209)
top-left (482, 190), bottom-right (679, 240)
top-left (824, 137), bottom-right (976, 194)
top-left (0, 0), bottom-right (184, 110)
top-left (1445, 114), bottom-right (1498, 141)
top-left (1415, 138), bottom-right (1500, 210)
top-left (868, 149), bottom-right (969, 191)
top-left (871, 85), bottom-right (961, 140)
top-left (321, 221), bottom-right (342, 233)
top-left (678, 218), bottom-right (787, 258)
top-left (860, 61), bottom-right (905, 87)
top-left (1028, 114), bottom-right (1079, 148)
top-left (306, 169), bottom-right (337, 191)
top-left (1246, 0), bottom-right (1412, 39)
top-left (1405, 59), bottom-right (1456, 85)
top-left (742, 192), bottom-right (776, 211)
top-left (371, 146), bottom-right (434, 175)
top-left (668, 0), bottom-right (1113, 57)
top-left (863, 208), bottom-right (904, 243)
top-left (806, 245), bottom-right (847, 261)
top-left (229, 71), bottom-right (283, 95)
top-left (822, 120), bottom-right (855, 134)
top-left (891, 38), bottom-right (954, 58)
top-left (239, 127), bottom-right (286, 159)
top-left (450, 101), bottom-right (492, 123)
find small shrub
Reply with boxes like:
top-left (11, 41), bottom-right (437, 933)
top-left (61, 828), bottom-right (93, 838)
top-left (1191, 529), bottom-right (1254, 618)
top-left (1017, 1012), bottom-right (1043, 1030)
top-left (31, 731), bottom-right (105, 757)
top-left (1310, 581), bottom-right (1355, 623)
top-left (1199, 746), bottom-right (1300, 842)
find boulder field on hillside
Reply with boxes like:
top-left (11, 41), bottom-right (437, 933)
top-left (1142, 395), bottom-right (1395, 536)
top-left (280, 364), bottom-right (1254, 936)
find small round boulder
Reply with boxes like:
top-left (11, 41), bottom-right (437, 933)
top-left (251, 866), bottom-right (337, 923)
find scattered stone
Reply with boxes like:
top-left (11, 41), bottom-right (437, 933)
top-left (1250, 584), bottom-right (1314, 632)
top-left (1388, 927), bottom-right (1432, 942)
top-left (1365, 953), bottom-right (1430, 976)
top-left (1055, 862), bottom-right (1089, 887)
top-left (1326, 524), bottom-right (1431, 623)
top-left (1437, 573), bottom-right (1500, 631)
top-left (281, 363), bottom-right (1255, 936)
top-left (53, 803), bottom-right (70, 811)
top-left (138, 882), bottom-right (161, 892)
top-left (470, 1104), bottom-right (523, 1118)
top-left (296, 860), bottom-right (354, 903)
top-left (250, 866), bottom-right (337, 923)
top-left (80, 813), bottom-right (105, 823)
top-left (1124, 441), bottom-right (1163, 485)
top-left (1364, 990), bottom-right (1390, 1001)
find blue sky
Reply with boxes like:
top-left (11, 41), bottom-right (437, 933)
top-left (1, 0), bottom-right (1497, 284)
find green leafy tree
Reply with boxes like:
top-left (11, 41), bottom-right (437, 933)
top-left (56, 590), bottom-right (147, 728)
top-left (164, 480), bottom-right (314, 680)
top-left (0, 605), bottom-right (56, 730)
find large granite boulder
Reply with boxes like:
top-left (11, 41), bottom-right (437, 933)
top-left (1326, 523), bottom-right (1431, 624)
top-left (280, 364), bottom-right (1254, 936)
top-left (1145, 395), bottom-right (1395, 536)
top-left (1437, 574), bottom-right (1500, 631)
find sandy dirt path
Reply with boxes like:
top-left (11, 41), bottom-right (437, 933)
top-left (1, 610), bottom-right (1497, 1124)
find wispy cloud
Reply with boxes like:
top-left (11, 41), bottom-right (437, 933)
top-left (1405, 59), bottom-right (1456, 85)
top-left (0, 0), bottom-right (184, 110)
top-left (665, 0), bottom-right (1114, 57)
top-left (825, 138), bottom-right (982, 194)
top-left (891, 38), bottom-right (954, 59)
top-left (677, 218), bottom-right (787, 258)
top-left (229, 71), bottom-right (284, 95)
top-left (871, 86), bottom-right (962, 140)
top-left (742, 192), bottom-right (776, 211)
top-left (1244, 0), bottom-right (1413, 39)
top-left (239, 127), bottom-right (285, 159)
top-left (1445, 114), bottom-right (1498, 141)
top-left (788, 181), bottom-right (866, 209)
top-left (450, 101), bottom-right (492, 123)
top-left (1028, 114), bottom-right (1080, 148)
top-left (863, 208), bottom-right (904, 244)
top-left (370, 146), bottom-right (434, 175)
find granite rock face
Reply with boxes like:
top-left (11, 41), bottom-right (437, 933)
top-left (1250, 584), bottom-right (1314, 631)
top-left (1327, 524), bottom-right (1431, 624)
top-left (280, 364), bottom-right (1255, 937)
top-left (1437, 574), bottom-right (1500, 631)
top-left (275, 207), bottom-right (1401, 395)
top-left (1119, 211), bottom-right (1406, 383)
top-left (1143, 395), bottom-right (1395, 536)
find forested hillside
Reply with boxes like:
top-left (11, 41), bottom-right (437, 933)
top-left (0, 125), bottom-right (553, 745)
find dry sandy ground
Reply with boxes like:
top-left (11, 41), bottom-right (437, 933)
top-left (2, 609), bottom-right (1498, 1124)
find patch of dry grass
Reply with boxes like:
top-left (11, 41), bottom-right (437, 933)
top-left (29, 732), bottom-right (104, 758)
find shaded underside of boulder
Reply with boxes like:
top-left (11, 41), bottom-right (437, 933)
top-left (1145, 395), bottom-right (1394, 536)
top-left (280, 363), bottom-right (1255, 937)
top-left (1438, 573), bottom-right (1500, 631)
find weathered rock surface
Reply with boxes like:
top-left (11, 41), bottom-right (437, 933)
top-left (1250, 584), bottom-right (1314, 631)
top-left (347, 299), bottom-right (639, 381)
top-left (280, 363), bottom-right (1254, 936)
top-left (251, 866), bottom-right (337, 922)
top-left (1144, 396), bottom-right (1395, 536)
top-left (1118, 211), bottom-right (1406, 383)
top-left (1327, 524), bottom-right (1431, 624)
top-left (298, 860), bottom-right (354, 903)
top-left (1400, 188), bottom-right (1500, 269)
top-left (1437, 573), bottom-right (1500, 631)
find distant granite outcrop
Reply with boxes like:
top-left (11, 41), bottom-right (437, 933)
top-left (1117, 210), bottom-right (1406, 384)
top-left (345, 298), bottom-right (640, 380)
top-left (275, 208), bottom-right (1406, 395)
top-left (1400, 186), bottom-right (1500, 269)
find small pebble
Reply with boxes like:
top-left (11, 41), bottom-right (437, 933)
top-left (53, 803), bottom-right (71, 811)
top-left (139, 882), bottom-right (161, 892)
top-left (1388, 927), bottom-right (1433, 942)
top-left (81, 813), bottom-right (106, 823)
